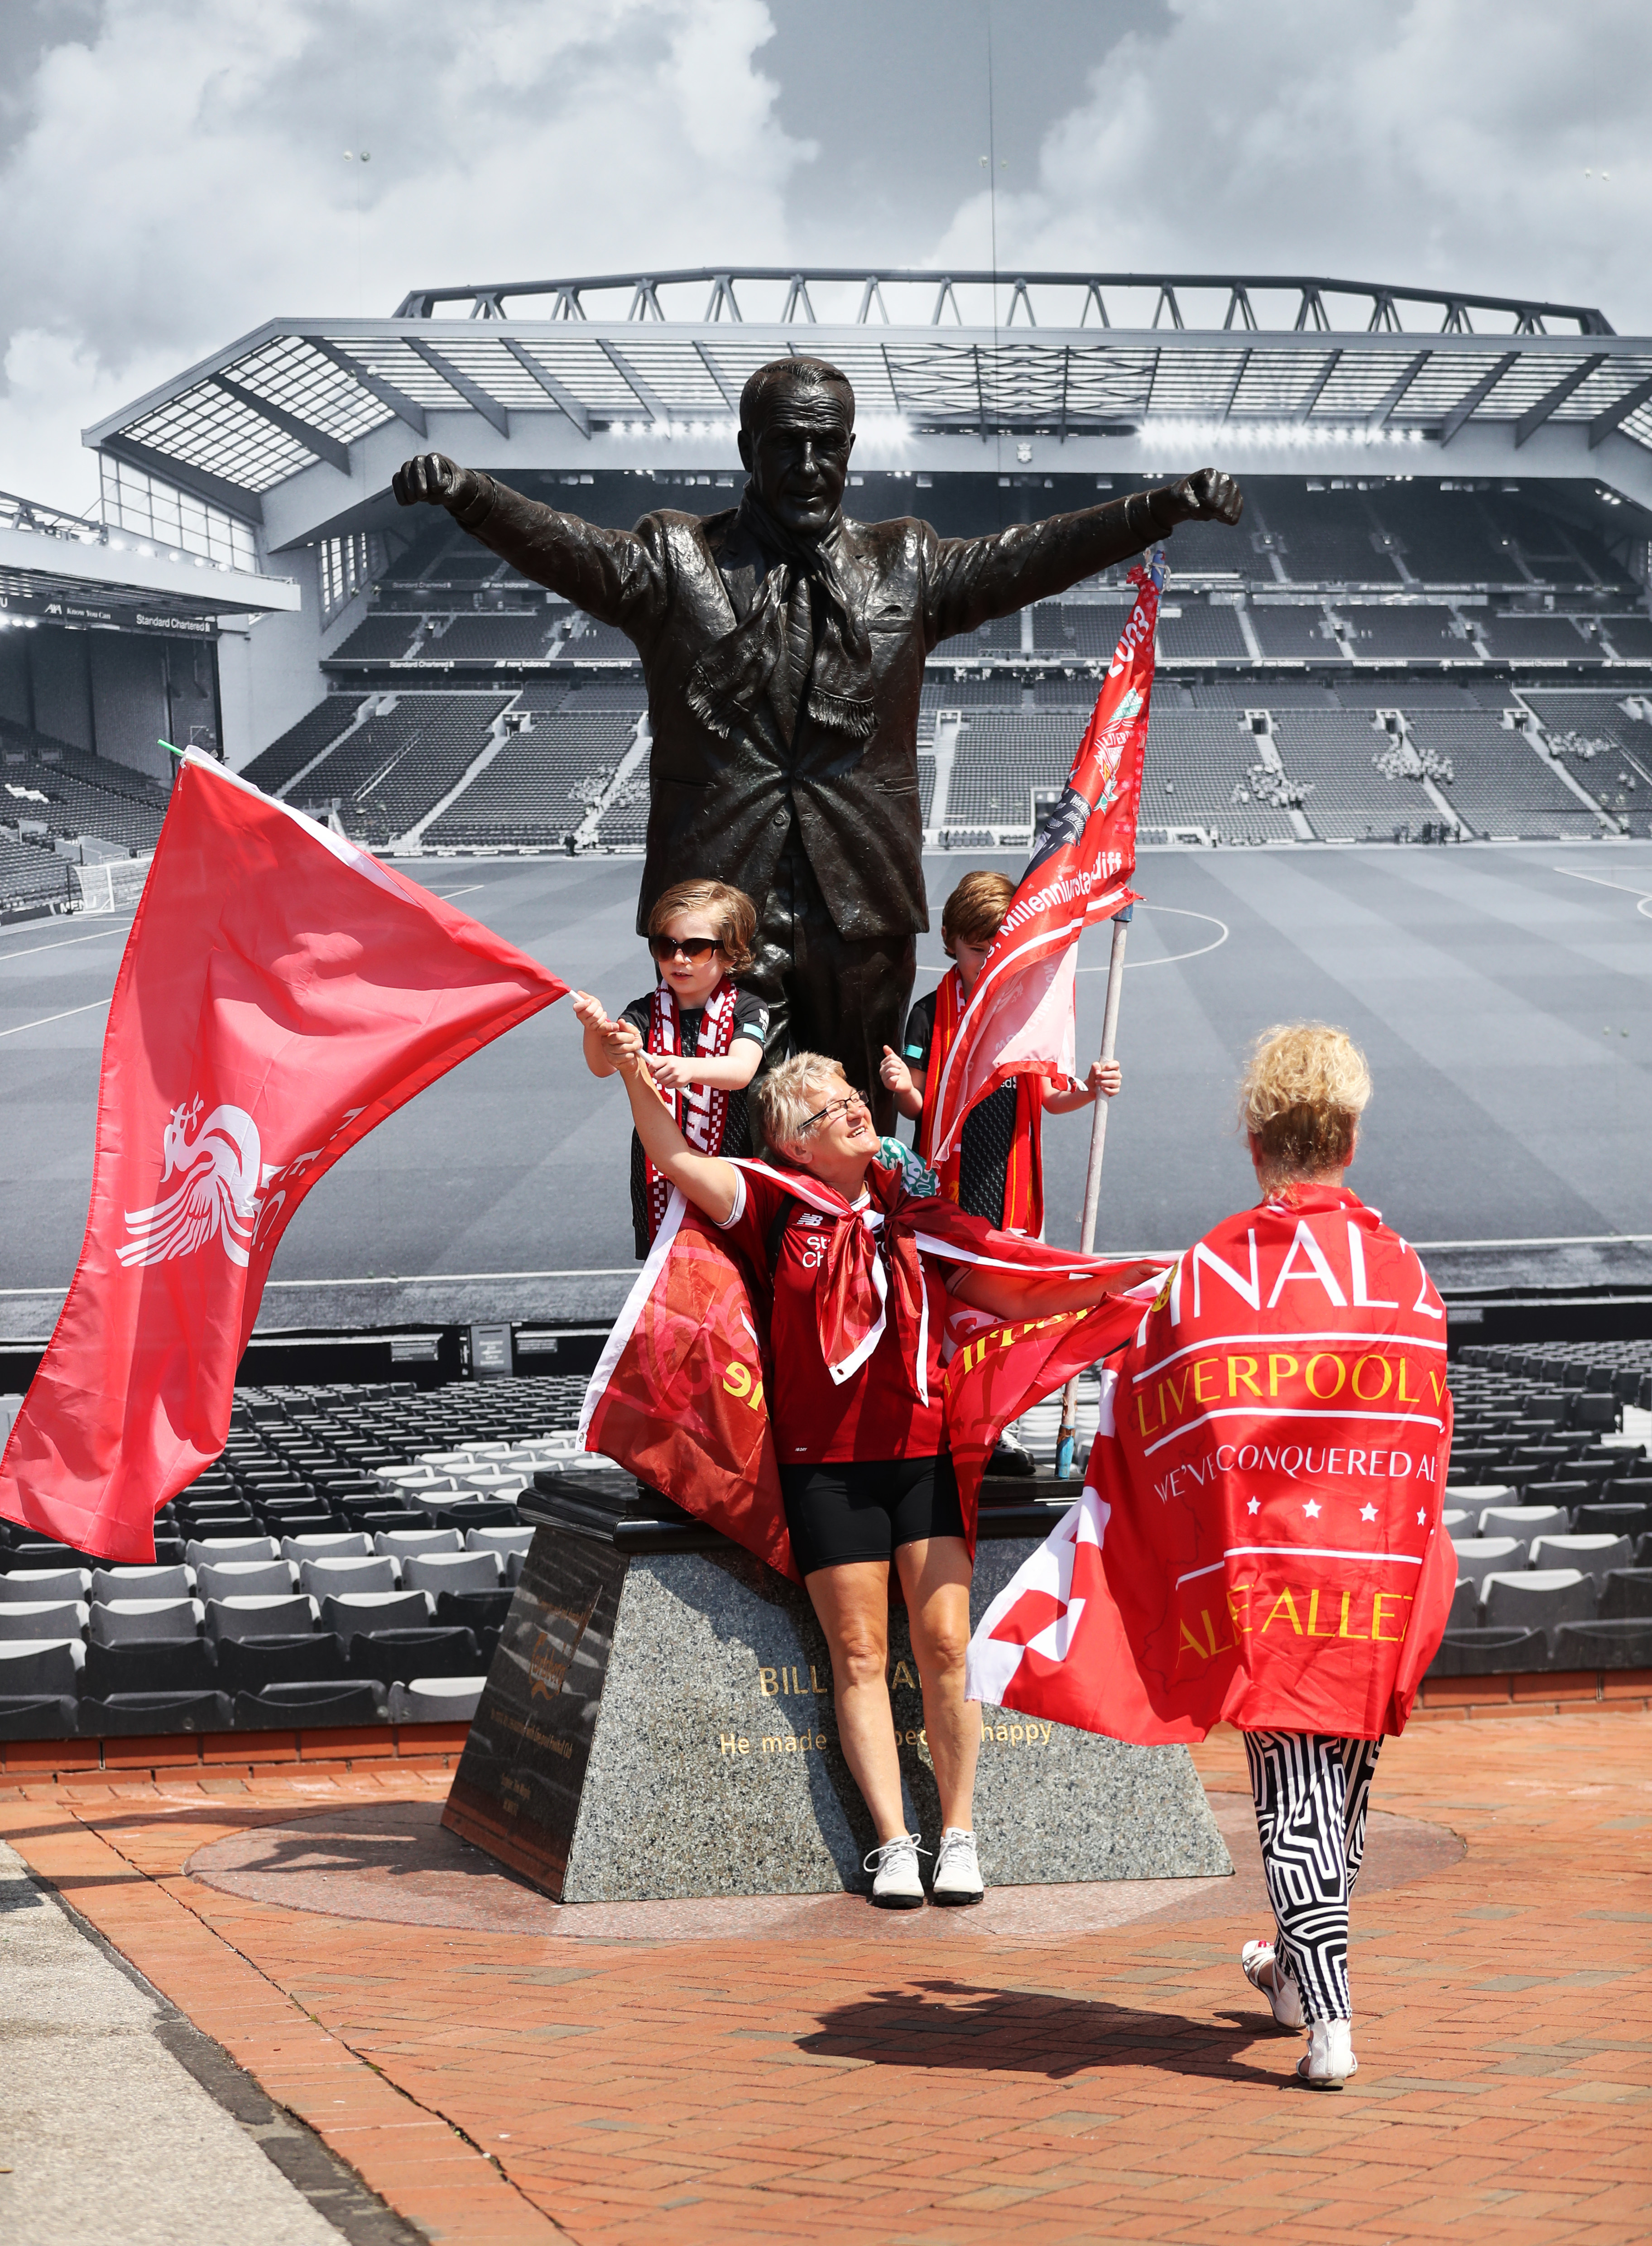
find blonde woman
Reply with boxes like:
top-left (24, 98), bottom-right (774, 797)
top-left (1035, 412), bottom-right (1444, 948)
top-left (1229, 1023), bottom-right (1432, 2089)
top-left (597, 1033), bottom-right (1156, 1910)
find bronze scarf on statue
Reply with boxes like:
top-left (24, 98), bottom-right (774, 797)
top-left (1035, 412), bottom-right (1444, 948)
top-left (687, 489), bottom-right (874, 747)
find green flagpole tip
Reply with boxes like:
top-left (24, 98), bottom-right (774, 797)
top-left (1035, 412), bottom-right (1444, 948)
top-left (159, 739), bottom-right (184, 758)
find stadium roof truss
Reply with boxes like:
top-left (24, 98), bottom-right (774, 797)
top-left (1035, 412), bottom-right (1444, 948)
top-left (82, 271), bottom-right (1652, 554)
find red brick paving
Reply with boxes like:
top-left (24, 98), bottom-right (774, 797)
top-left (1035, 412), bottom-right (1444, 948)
top-left (3, 1711), bottom-right (1649, 2244)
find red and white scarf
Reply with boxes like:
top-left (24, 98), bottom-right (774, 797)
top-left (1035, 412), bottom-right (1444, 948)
top-left (644, 979), bottom-right (738, 1241)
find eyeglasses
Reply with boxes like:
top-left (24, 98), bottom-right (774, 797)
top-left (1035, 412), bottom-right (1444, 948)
top-left (797, 1089), bottom-right (868, 1135)
top-left (650, 935), bottom-right (720, 963)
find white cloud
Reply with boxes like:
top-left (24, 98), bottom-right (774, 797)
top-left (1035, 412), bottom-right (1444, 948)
top-left (0, 0), bottom-right (808, 502)
top-left (930, 0), bottom-right (1652, 331)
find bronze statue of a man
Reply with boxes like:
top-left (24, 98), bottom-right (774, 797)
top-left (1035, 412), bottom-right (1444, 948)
top-left (394, 359), bottom-right (1242, 1128)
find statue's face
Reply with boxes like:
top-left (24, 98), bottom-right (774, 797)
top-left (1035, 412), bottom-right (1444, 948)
top-left (738, 390), bottom-right (855, 537)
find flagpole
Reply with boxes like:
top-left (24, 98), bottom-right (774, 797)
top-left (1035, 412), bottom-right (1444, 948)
top-left (1055, 900), bottom-right (1132, 1478)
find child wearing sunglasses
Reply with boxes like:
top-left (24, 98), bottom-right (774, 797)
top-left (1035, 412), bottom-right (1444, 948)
top-left (573, 878), bottom-right (768, 1256)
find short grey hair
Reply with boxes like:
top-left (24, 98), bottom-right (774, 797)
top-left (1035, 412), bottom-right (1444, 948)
top-left (752, 1051), bottom-right (846, 1154)
top-left (739, 356), bottom-right (855, 438)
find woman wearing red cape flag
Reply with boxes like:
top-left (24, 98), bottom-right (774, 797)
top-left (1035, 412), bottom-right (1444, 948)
top-left (577, 1029), bottom-right (1161, 1912)
top-left (962, 1025), bottom-right (1457, 2088)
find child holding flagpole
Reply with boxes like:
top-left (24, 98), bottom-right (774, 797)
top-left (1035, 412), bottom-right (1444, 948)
top-left (879, 870), bottom-right (1123, 1238)
top-left (573, 878), bottom-right (768, 1257)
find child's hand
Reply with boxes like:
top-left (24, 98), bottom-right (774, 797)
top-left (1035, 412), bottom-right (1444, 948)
top-left (606, 1019), bottom-right (644, 1061)
top-left (879, 1045), bottom-right (914, 1095)
top-left (648, 1053), bottom-right (696, 1091)
top-left (572, 989), bottom-right (614, 1034)
top-left (1087, 1058), bottom-right (1123, 1099)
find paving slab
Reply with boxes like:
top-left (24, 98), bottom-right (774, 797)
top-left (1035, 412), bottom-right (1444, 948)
top-left (0, 1715), bottom-right (1647, 2243)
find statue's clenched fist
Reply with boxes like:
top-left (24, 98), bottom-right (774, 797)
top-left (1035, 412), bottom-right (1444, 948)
top-left (1160, 468), bottom-right (1244, 527)
top-left (392, 453), bottom-right (482, 513)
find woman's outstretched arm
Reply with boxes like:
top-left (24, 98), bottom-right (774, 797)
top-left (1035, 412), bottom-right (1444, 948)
top-left (612, 1046), bottom-right (742, 1227)
top-left (947, 1257), bottom-right (1164, 1322)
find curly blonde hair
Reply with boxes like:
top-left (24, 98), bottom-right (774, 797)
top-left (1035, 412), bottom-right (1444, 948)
top-left (1239, 1023), bottom-right (1371, 1178)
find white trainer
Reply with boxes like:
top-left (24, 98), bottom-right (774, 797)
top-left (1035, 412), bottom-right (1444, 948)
top-left (931, 1827), bottom-right (985, 1907)
top-left (1297, 2019), bottom-right (1358, 2089)
top-left (1241, 1938), bottom-right (1305, 2029)
top-left (864, 1833), bottom-right (927, 1910)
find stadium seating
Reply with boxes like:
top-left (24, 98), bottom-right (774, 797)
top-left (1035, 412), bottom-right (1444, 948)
top-left (0, 725), bottom-right (168, 852)
top-left (426, 710), bottom-right (637, 848)
top-left (1479, 613), bottom-right (1596, 664)
top-left (1482, 1568), bottom-right (1597, 1631)
top-left (1267, 712), bottom-right (1437, 839)
top-left (1137, 709), bottom-right (1297, 842)
top-left (1405, 711), bottom-right (1603, 838)
top-left (1158, 602), bottom-right (1251, 661)
top-left (283, 693), bottom-right (513, 843)
top-left (0, 830), bottom-right (74, 910)
top-left (1340, 605), bottom-right (1468, 662)
top-left (1248, 604), bottom-right (1344, 662)
top-left (328, 613), bottom-right (425, 664)
top-left (416, 613), bottom-right (556, 664)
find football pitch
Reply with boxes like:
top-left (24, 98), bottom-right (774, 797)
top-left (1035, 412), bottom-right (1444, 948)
top-left (0, 844), bottom-right (1646, 1337)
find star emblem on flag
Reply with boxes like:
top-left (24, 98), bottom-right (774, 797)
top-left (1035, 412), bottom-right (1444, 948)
top-left (1246, 1497), bottom-right (1260, 1516)
top-left (1302, 1499), bottom-right (1321, 1518)
top-left (1360, 1503), bottom-right (1378, 1522)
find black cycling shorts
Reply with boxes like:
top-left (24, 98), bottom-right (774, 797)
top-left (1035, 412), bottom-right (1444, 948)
top-left (779, 1454), bottom-right (966, 1576)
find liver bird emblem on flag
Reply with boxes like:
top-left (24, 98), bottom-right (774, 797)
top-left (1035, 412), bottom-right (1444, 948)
top-left (118, 1097), bottom-right (262, 1269)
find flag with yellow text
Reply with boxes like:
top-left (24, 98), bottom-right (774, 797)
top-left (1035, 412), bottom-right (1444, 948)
top-left (966, 1183), bottom-right (1456, 1741)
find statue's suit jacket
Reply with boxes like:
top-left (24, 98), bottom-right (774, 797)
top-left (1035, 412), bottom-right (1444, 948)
top-left (451, 477), bottom-right (1173, 941)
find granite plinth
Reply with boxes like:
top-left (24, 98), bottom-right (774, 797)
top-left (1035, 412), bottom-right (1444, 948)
top-left (442, 1474), bottom-right (1232, 1904)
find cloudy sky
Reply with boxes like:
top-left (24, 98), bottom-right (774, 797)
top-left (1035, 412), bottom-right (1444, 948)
top-left (1, 0), bottom-right (1645, 512)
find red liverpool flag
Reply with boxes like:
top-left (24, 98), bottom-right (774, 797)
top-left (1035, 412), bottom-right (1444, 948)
top-left (927, 555), bottom-right (1161, 1166)
top-left (965, 1186), bottom-right (1458, 1740)
top-left (0, 752), bottom-right (565, 1562)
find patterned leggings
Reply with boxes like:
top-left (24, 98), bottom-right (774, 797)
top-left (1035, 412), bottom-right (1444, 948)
top-left (1244, 1731), bottom-right (1383, 2024)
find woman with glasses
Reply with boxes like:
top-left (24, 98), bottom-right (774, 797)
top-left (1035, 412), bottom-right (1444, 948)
top-left (593, 1035), bottom-right (1157, 1912)
top-left (574, 879), bottom-right (768, 1257)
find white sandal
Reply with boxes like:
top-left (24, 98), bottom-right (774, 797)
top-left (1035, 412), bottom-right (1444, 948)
top-left (1241, 1938), bottom-right (1305, 2029)
top-left (1297, 2019), bottom-right (1358, 2088)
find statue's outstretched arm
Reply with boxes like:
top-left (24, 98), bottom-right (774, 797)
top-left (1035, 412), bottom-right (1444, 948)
top-left (926, 468), bottom-right (1243, 644)
top-left (392, 453), bottom-right (664, 641)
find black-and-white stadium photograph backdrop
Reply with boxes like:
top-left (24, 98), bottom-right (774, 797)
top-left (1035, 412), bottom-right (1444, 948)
top-left (0, 6), bottom-right (1648, 2242)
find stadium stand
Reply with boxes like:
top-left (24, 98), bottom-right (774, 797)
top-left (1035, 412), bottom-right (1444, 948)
top-left (1528, 682), bottom-right (1652, 773)
top-left (1340, 603), bottom-right (1469, 662)
top-left (1158, 602), bottom-right (1251, 662)
top-left (0, 830), bottom-right (74, 910)
top-left (1262, 487), bottom-right (1403, 585)
top-left (562, 615), bottom-right (635, 660)
top-left (1268, 712), bottom-right (1441, 839)
top-left (1248, 603), bottom-right (1345, 662)
top-left (1137, 709), bottom-right (1298, 843)
top-left (425, 712), bottom-right (636, 848)
top-left (1602, 613), bottom-right (1652, 661)
top-left (239, 697), bottom-right (362, 795)
top-left (0, 725), bottom-right (168, 853)
top-left (416, 613), bottom-right (556, 664)
top-left (1033, 606), bottom-right (1129, 658)
top-left (329, 613), bottom-right (426, 664)
top-left (1190, 677), bottom-right (1341, 709)
top-left (1405, 710), bottom-right (1605, 838)
top-left (1479, 613), bottom-right (1597, 664)
top-left (945, 710), bottom-right (1076, 835)
top-left (287, 694), bottom-right (513, 845)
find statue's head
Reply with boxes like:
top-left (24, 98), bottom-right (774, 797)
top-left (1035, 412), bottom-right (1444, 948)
top-left (738, 357), bottom-right (855, 538)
